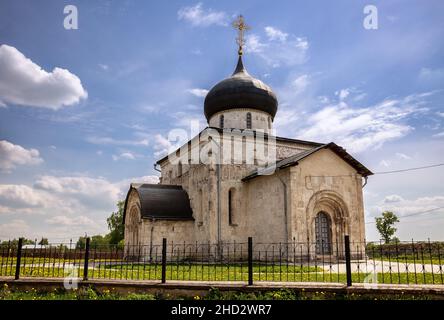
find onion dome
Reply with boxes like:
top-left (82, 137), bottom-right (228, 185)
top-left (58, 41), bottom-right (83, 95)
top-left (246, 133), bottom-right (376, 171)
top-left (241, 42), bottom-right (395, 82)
top-left (204, 56), bottom-right (278, 121)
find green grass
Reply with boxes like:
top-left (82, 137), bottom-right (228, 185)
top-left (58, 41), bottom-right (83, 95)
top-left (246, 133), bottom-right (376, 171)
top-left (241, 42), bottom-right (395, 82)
top-left (0, 285), bottom-right (441, 300)
top-left (1, 263), bottom-right (444, 284)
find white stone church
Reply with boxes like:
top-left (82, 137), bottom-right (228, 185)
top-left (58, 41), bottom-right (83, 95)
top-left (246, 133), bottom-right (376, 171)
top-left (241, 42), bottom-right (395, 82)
top-left (123, 29), bottom-right (372, 257)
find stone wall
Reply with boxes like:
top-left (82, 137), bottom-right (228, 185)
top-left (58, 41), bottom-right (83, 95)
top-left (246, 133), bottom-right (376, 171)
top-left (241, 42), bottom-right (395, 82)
top-left (126, 130), bottom-right (367, 259)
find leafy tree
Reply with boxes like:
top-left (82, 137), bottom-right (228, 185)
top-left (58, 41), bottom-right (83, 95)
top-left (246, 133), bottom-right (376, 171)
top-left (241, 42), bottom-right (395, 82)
top-left (38, 238), bottom-right (49, 245)
top-left (0, 238), bottom-right (35, 246)
top-left (75, 236), bottom-right (86, 249)
top-left (106, 200), bottom-right (125, 245)
top-left (375, 211), bottom-right (399, 244)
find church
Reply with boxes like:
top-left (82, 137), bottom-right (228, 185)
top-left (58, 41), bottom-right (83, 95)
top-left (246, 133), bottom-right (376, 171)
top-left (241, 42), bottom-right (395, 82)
top-left (123, 17), bottom-right (372, 258)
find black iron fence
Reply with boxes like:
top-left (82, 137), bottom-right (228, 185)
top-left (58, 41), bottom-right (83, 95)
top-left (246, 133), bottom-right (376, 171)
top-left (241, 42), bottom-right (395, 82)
top-left (1, 236), bottom-right (443, 286)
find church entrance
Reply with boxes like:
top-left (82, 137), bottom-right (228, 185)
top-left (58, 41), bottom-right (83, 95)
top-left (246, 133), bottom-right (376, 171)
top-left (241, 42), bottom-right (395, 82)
top-left (315, 212), bottom-right (332, 255)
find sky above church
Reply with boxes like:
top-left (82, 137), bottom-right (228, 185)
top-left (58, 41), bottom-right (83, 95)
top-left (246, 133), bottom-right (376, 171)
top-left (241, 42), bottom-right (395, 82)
top-left (0, 0), bottom-right (443, 242)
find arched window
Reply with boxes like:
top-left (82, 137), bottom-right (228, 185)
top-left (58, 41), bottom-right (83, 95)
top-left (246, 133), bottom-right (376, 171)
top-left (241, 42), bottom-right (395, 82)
top-left (219, 115), bottom-right (224, 128)
top-left (246, 112), bottom-right (252, 129)
top-left (177, 161), bottom-right (182, 177)
top-left (268, 117), bottom-right (271, 129)
top-left (315, 212), bottom-right (332, 254)
top-left (228, 188), bottom-right (234, 225)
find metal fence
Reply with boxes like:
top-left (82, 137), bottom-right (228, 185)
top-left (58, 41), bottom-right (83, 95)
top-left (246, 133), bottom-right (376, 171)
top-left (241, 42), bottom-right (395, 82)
top-left (1, 236), bottom-right (443, 286)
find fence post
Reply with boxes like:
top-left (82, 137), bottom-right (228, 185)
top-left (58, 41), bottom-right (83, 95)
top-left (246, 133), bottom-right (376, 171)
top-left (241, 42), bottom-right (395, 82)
top-left (344, 235), bottom-right (352, 287)
top-left (248, 237), bottom-right (253, 285)
top-left (14, 237), bottom-right (23, 280)
top-left (83, 237), bottom-right (90, 281)
top-left (161, 238), bottom-right (167, 284)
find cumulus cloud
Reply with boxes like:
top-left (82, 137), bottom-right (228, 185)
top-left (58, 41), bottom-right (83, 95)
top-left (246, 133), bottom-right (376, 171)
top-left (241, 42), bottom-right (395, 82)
top-left (0, 219), bottom-right (30, 239)
top-left (0, 140), bottom-right (43, 173)
top-left (0, 185), bottom-right (48, 208)
top-left (294, 92), bottom-right (432, 153)
top-left (46, 215), bottom-right (95, 226)
top-left (187, 88), bottom-right (209, 97)
top-left (0, 174), bottom-right (159, 239)
top-left (0, 45), bottom-right (87, 109)
top-left (245, 26), bottom-right (308, 67)
top-left (178, 3), bottom-right (228, 27)
top-left (371, 195), bottom-right (444, 218)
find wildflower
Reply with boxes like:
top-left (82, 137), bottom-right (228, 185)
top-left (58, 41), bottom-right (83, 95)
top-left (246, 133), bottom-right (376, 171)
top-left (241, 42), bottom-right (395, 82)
top-left (194, 295), bottom-right (201, 300)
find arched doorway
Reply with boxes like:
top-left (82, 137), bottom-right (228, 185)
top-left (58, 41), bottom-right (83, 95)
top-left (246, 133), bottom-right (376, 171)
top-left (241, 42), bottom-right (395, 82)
top-left (315, 212), bottom-right (332, 254)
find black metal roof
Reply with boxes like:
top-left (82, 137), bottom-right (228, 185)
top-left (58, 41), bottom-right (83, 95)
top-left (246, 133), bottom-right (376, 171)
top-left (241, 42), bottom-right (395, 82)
top-left (242, 142), bottom-right (373, 181)
top-left (204, 56), bottom-right (278, 121)
top-left (123, 184), bottom-right (194, 223)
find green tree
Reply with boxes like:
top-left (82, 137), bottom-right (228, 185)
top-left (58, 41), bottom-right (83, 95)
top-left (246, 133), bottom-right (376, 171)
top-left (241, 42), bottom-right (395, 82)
top-left (75, 237), bottom-right (86, 249)
top-left (38, 238), bottom-right (49, 245)
top-left (0, 238), bottom-right (35, 246)
top-left (106, 200), bottom-right (125, 245)
top-left (375, 211), bottom-right (399, 244)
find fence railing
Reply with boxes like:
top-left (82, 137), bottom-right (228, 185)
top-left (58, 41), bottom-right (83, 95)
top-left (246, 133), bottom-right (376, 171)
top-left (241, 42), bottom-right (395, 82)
top-left (1, 236), bottom-right (443, 286)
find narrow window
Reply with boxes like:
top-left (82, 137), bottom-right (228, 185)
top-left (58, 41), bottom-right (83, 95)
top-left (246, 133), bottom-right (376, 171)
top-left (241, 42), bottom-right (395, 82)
top-left (246, 112), bottom-right (252, 129)
top-left (268, 116), bottom-right (271, 129)
top-left (219, 115), bottom-right (224, 128)
top-left (228, 189), bottom-right (234, 225)
top-left (178, 161), bottom-right (182, 177)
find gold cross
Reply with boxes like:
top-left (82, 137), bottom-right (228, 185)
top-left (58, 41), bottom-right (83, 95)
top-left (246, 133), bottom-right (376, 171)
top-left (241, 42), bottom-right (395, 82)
top-left (232, 15), bottom-right (250, 56)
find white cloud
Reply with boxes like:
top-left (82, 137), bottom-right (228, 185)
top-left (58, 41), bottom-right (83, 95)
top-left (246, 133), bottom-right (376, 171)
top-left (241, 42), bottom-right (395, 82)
top-left (291, 74), bottom-right (309, 94)
top-left (0, 174), bottom-right (159, 240)
top-left (432, 132), bottom-right (444, 138)
top-left (112, 152), bottom-right (136, 161)
top-left (384, 194), bottom-right (404, 203)
top-left (396, 152), bottom-right (411, 160)
top-left (295, 92), bottom-right (431, 153)
top-left (153, 134), bottom-right (174, 158)
top-left (0, 45), bottom-right (87, 109)
top-left (0, 219), bottom-right (30, 239)
top-left (86, 136), bottom-right (149, 146)
top-left (46, 215), bottom-right (95, 226)
top-left (371, 195), bottom-right (444, 218)
top-left (98, 64), bottom-right (109, 71)
top-left (187, 88), bottom-right (209, 97)
top-left (264, 26), bottom-right (288, 42)
top-left (379, 160), bottom-right (391, 167)
top-left (336, 88), bottom-right (350, 100)
top-left (178, 3), bottom-right (227, 27)
top-left (0, 140), bottom-right (43, 173)
top-left (0, 185), bottom-right (48, 208)
top-left (245, 27), bottom-right (308, 67)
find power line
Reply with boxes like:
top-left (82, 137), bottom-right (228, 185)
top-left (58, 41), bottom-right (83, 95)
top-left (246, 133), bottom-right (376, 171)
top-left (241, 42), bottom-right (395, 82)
top-left (373, 163), bottom-right (444, 175)
top-left (366, 206), bottom-right (444, 224)
top-left (307, 162), bottom-right (444, 178)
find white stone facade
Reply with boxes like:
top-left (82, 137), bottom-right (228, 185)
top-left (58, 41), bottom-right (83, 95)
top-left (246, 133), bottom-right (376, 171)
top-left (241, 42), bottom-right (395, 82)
top-left (209, 109), bottom-right (273, 133)
top-left (124, 128), bottom-right (368, 258)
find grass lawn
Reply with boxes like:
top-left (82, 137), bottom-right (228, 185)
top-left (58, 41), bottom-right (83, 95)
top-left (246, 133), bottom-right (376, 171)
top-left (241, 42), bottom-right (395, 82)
top-left (0, 285), bottom-right (441, 300)
top-left (1, 262), bottom-right (444, 284)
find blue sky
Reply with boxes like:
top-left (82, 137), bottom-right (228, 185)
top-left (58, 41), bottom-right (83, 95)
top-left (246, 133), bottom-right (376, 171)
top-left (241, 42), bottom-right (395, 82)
top-left (0, 0), bottom-right (443, 242)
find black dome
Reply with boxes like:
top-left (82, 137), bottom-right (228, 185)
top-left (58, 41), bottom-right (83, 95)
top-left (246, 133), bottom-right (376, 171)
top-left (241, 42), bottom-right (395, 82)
top-left (204, 56), bottom-right (278, 121)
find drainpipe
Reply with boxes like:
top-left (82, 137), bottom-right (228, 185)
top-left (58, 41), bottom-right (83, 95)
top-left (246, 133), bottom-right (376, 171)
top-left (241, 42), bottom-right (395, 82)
top-left (209, 136), bottom-right (222, 250)
top-left (153, 163), bottom-right (161, 173)
top-left (362, 176), bottom-right (368, 188)
top-left (277, 174), bottom-right (289, 243)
